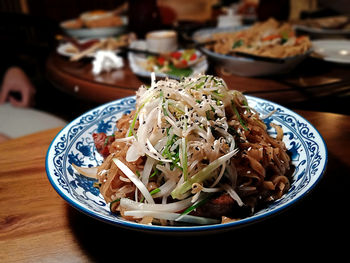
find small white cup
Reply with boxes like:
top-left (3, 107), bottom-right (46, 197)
top-left (146, 30), bottom-right (178, 54)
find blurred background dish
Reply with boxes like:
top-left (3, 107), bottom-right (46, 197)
top-left (294, 16), bottom-right (350, 38)
top-left (61, 25), bottom-right (127, 39)
top-left (56, 38), bottom-right (99, 58)
top-left (193, 25), bottom-right (311, 77)
top-left (311, 39), bottom-right (350, 64)
top-left (79, 9), bottom-right (123, 28)
top-left (60, 9), bottom-right (128, 38)
top-left (128, 40), bottom-right (208, 80)
top-left (55, 34), bottom-right (134, 62)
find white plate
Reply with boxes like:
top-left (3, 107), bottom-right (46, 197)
top-left (56, 42), bottom-right (94, 58)
top-left (56, 39), bottom-right (120, 58)
top-left (128, 40), bottom-right (208, 80)
top-left (312, 39), bottom-right (350, 64)
top-left (193, 27), bottom-right (311, 77)
top-left (46, 95), bottom-right (327, 233)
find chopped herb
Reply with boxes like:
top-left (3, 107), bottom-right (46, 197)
top-left (195, 81), bottom-right (205, 90)
top-left (280, 31), bottom-right (290, 44)
top-left (128, 102), bottom-right (145, 137)
top-left (167, 64), bottom-right (193, 78)
top-left (181, 193), bottom-right (212, 216)
top-left (206, 110), bottom-right (212, 120)
top-left (231, 100), bottom-right (248, 131)
top-left (233, 39), bottom-right (244, 49)
top-left (212, 89), bottom-right (224, 98)
top-left (281, 37), bottom-right (288, 44)
top-left (140, 188), bottom-right (161, 202)
top-left (93, 182), bottom-right (101, 188)
top-left (149, 188), bottom-right (161, 195)
top-left (181, 138), bottom-right (188, 181)
top-left (110, 198), bottom-right (121, 212)
top-left (104, 134), bottom-right (115, 146)
top-left (150, 168), bottom-right (159, 178)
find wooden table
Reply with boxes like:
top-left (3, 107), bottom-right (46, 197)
top-left (46, 53), bottom-right (143, 103)
top-left (46, 52), bottom-right (350, 114)
top-left (1, 110), bottom-right (349, 261)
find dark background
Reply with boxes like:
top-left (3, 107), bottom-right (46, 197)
top-left (0, 0), bottom-right (349, 121)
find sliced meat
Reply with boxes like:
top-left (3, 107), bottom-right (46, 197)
top-left (193, 193), bottom-right (252, 219)
top-left (194, 193), bottom-right (235, 219)
top-left (93, 132), bottom-right (115, 158)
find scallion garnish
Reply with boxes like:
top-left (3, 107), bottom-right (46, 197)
top-left (231, 100), bottom-right (248, 131)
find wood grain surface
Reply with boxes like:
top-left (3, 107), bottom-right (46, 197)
top-left (0, 128), bottom-right (89, 262)
top-left (0, 110), bottom-right (349, 261)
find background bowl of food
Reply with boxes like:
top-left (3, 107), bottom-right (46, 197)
top-left (193, 18), bottom-right (312, 77)
top-left (60, 9), bottom-right (127, 38)
top-left (128, 40), bottom-right (208, 80)
top-left (293, 15), bottom-right (350, 39)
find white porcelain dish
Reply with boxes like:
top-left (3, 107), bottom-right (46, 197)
top-left (46, 95), bottom-right (327, 233)
top-left (56, 41), bottom-right (96, 58)
top-left (311, 39), bottom-right (350, 64)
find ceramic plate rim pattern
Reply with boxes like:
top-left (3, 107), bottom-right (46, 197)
top-left (46, 95), bottom-right (327, 233)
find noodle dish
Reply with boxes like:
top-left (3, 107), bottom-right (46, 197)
top-left (46, 74), bottom-right (327, 232)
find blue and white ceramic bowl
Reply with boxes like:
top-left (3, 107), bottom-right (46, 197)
top-left (46, 96), bottom-right (327, 233)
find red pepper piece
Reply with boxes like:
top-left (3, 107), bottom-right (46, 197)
top-left (171, 51), bottom-right (182, 59)
top-left (189, 53), bottom-right (197, 61)
top-left (157, 56), bottom-right (166, 66)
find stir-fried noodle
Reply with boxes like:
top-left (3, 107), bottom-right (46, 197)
top-left (86, 74), bottom-right (292, 225)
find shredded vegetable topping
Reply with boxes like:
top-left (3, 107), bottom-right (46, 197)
top-left (75, 74), bottom-right (292, 226)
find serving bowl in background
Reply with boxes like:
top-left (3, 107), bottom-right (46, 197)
top-left (311, 39), bottom-right (350, 64)
top-left (128, 40), bottom-right (208, 80)
top-left (192, 26), bottom-right (312, 77)
top-left (60, 16), bottom-right (128, 39)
